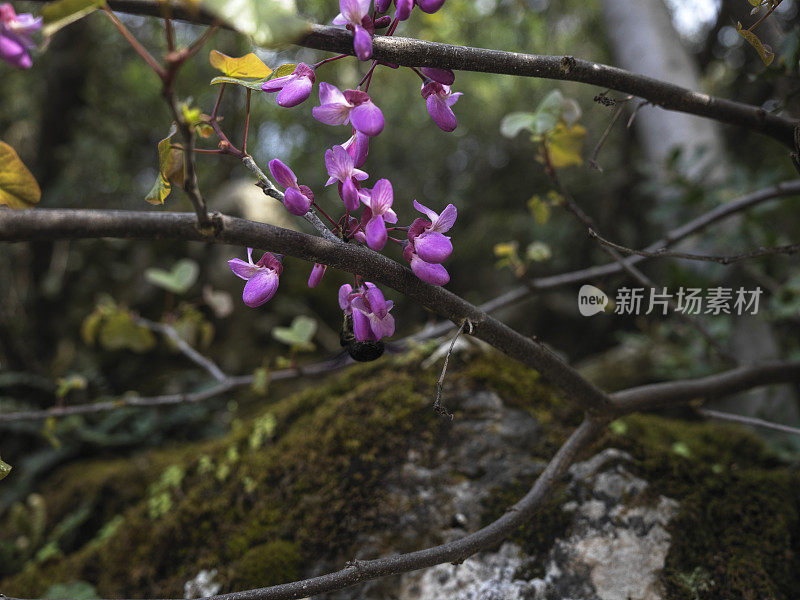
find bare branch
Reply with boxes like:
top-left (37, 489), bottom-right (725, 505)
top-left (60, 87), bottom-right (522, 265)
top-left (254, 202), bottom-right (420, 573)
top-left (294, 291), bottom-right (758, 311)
top-left (137, 317), bottom-right (227, 382)
top-left (0, 209), bottom-right (611, 414)
top-left (589, 229), bottom-right (800, 265)
top-left (611, 361), bottom-right (800, 414)
top-left (698, 408), bottom-right (800, 437)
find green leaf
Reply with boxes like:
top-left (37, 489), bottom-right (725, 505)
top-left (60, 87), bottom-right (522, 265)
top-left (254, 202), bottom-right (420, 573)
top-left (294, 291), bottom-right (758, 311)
top-left (0, 458), bottom-right (11, 481)
top-left (145, 259), bottom-right (199, 295)
top-left (145, 124), bottom-right (184, 205)
top-left (56, 375), bottom-right (88, 400)
top-left (500, 112), bottom-right (538, 138)
top-left (0, 141), bottom-right (41, 208)
top-left (209, 49), bottom-right (273, 77)
top-left (251, 367), bottom-right (270, 395)
top-left (210, 75), bottom-right (272, 90)
top-left (737, 22), bottom-right (775, 66)
top-left (199, 0), bottom-right (310, 48)
top-left (671, 441), bottom-right (692, 458)
top-left (527, 195), bottom-right (551, 225)
top-left (272, 63), bottom-right (297, 78)
top-left (525, 241), bottom-right (552, 262)
top-left (41, 0), bottom-right (106, 37)
top-left (271, 315), bottom-right (317, 351)
top-left (98, 313), bottom-right (156, 353)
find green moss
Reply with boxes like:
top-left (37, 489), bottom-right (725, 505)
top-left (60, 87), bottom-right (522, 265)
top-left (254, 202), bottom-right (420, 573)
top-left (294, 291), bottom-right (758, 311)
top-left (605, 414), bottom-right (800, 600)
top-left (3, 354), bottom-right (800, 600)
top-left (231, 541), bottom-right (301, 589)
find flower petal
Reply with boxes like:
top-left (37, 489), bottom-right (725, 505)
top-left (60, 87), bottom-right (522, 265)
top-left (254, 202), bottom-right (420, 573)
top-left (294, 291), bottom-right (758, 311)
top-left (318, 82), bottom-right (347, 106)
top-left (352, 308), bottom-right (375, 341)
top-left (268, 159), bottom-right (298, 189)
top-left (242, 269), bottom-right (279, 307)
top-left (353, 25), bottom-right (373, 61)
top-left (228, 258), bottom-right (259, 280)
top-left (413, 199), bottom-right (439, 223)
top-left (326, 145), bottom-right (354, 182)
top-left (420, 67), bottom-right (455, 85)
top-left (369, 178), bottom-right (393, 215)
top-left (308, 263), bottom-right (327, 288)
top-left (284, 186), bottom-right (312, 215)
top-left (395, 0), bottom-right (413, 20)
top-left (339, 283), bottom-right (354, 312)
top-left (416, 0), bottom-right (446, 13)
top-left (276, 76), bottom-right (313, 107)
top-left (312, 102), bottom-right (352, 126)
top-left (342, 177), bottom-right (361, 211)
top-left (433, 203), bottom-right (457, 233)
top-left (410, 255), bottom-right (450, 286)
top-left (426, 95), bottom-right (457, 132)
top-left (365, 214), bottom-right (387, 250)
top-left (414, 231), bottom-right (452, 263)
top-left (261, 74), bottom-right (293, 93)
top-left (350, 101), bottom-right (385, 137)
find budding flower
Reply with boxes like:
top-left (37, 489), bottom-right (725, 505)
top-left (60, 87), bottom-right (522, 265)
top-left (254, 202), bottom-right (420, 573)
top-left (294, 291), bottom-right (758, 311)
top-left (416, 0), bottom-right (446, 13)
top-left (360, 178), bottom-right (398, 251)
top-left (268, 159), bottom-right (314, 216)
top-left (308, 263), bottom-right (327, 288)
top-left (261, 63), bottom-right (315, 108)
top-left (228, 248), bottom-right (283, 307)
top-left (0, 3), bottom-right (41, 70)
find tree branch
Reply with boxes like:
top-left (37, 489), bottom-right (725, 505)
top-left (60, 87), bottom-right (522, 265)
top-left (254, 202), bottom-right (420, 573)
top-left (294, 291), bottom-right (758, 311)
top-left (0, 208), bottom-right (611, 414)
top-left (610, 360), bottom-right (800, 414)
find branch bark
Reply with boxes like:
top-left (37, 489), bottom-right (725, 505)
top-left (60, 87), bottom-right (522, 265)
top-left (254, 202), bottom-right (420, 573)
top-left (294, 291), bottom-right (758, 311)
top-left (0, 208), bottom-right (611, 414)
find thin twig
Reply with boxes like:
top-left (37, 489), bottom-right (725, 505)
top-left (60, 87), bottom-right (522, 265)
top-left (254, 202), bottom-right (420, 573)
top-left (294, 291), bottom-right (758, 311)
top-left (589, 229), bottom-right (800, 265)
top-left (433, 318), bottom-right (473, 419)
top-left (101, 5), bottom-right (166, 78)
top-left (698, 407), bottom-right (800, 436)
top-left (588, 95), bottom-right (632, 171)
top-left (241, 155), bottom-right (343, 244)
top-left (137, 317), bottom-right (227, 381)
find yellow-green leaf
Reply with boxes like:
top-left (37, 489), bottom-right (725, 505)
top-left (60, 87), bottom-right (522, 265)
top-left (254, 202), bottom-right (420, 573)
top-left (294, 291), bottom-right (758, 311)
top-left (41, 0), bottom-right (105, 37)
top-left (0, 458), bottom-right (11, 482)
top-left (210, 75), bottom-right (271, 90)
top-left (209, 49), bottom-right (272, 78)
top-left (0, 141), bottom-right (41, 209)
top-left (98, 313), bottom-right (156, 353)
top-left (545, 123), bottom-right (586, 168)
top-left (145, 125), bottom-right (184, 205)
top-left (736, 22), bottom-right (775, 66)
top-left (272, 63), bottom-right (297, 78)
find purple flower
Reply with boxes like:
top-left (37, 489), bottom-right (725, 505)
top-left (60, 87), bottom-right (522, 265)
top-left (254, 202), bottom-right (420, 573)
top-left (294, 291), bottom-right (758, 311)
top-left (313, 83), bottom-right (385, 137)
top-left (325, 144), bottom-right (369, 211)
top-left (352, 283), bottom-right (395, 341)
top-left (342, 130), bottom-right (370, 168)
top-left (308, 263), bottom-right (327, 288)
top-left (332, 0), bottom-right (374, 60)
top-left (268, 159), bottom-right (314, 215)
top-left (416, 0), bottom-right (446, 13)
top-left (339, 283), bottom-right (356, 314)
top-left (229, 248), bottom-right (283, 307)
top-left (0, 3), bottom-right (41, 70)
top-left (402, 200), bottom-right (457, 286)
top-left (420, 67), bottom-right (455, 85)
top-left (421, 81), bottom-right (462, 132)
top-left (360, 179), bottom-right (398, 251)
top-left (409, 199), bottom-right (456, 262)
top-left (261, 63), bottom-right (315, 107)
top-left (395, 0), bottom-right (414, 20)
top-left (376, 0), bottom-right (391, 11)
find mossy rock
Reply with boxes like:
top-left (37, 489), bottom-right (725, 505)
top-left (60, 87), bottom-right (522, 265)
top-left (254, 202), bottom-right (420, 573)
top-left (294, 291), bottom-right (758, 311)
top-left (1, 351), bottom-right (799, 600)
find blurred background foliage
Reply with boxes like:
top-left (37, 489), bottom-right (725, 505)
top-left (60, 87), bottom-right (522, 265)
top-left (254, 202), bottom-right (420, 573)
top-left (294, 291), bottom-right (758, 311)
top-left (1, 0), bottom-right (799, 517)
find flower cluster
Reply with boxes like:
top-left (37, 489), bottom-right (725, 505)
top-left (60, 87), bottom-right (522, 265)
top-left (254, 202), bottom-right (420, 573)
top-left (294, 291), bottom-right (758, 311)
top-left (0, 3), bottom-right (41, 70)
top-left (230, 0), bottom-right (462, 346)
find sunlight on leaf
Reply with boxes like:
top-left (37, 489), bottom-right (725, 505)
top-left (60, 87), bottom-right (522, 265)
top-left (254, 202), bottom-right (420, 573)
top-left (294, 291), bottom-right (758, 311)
top-left (0, 141), bottom-right (41, 208)
top-left (546, 122), bottom-right (586, 168)
top-left (210, 75), bottom-right (272, 90)
top-left (209, 50), bottom-right (272, 78)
